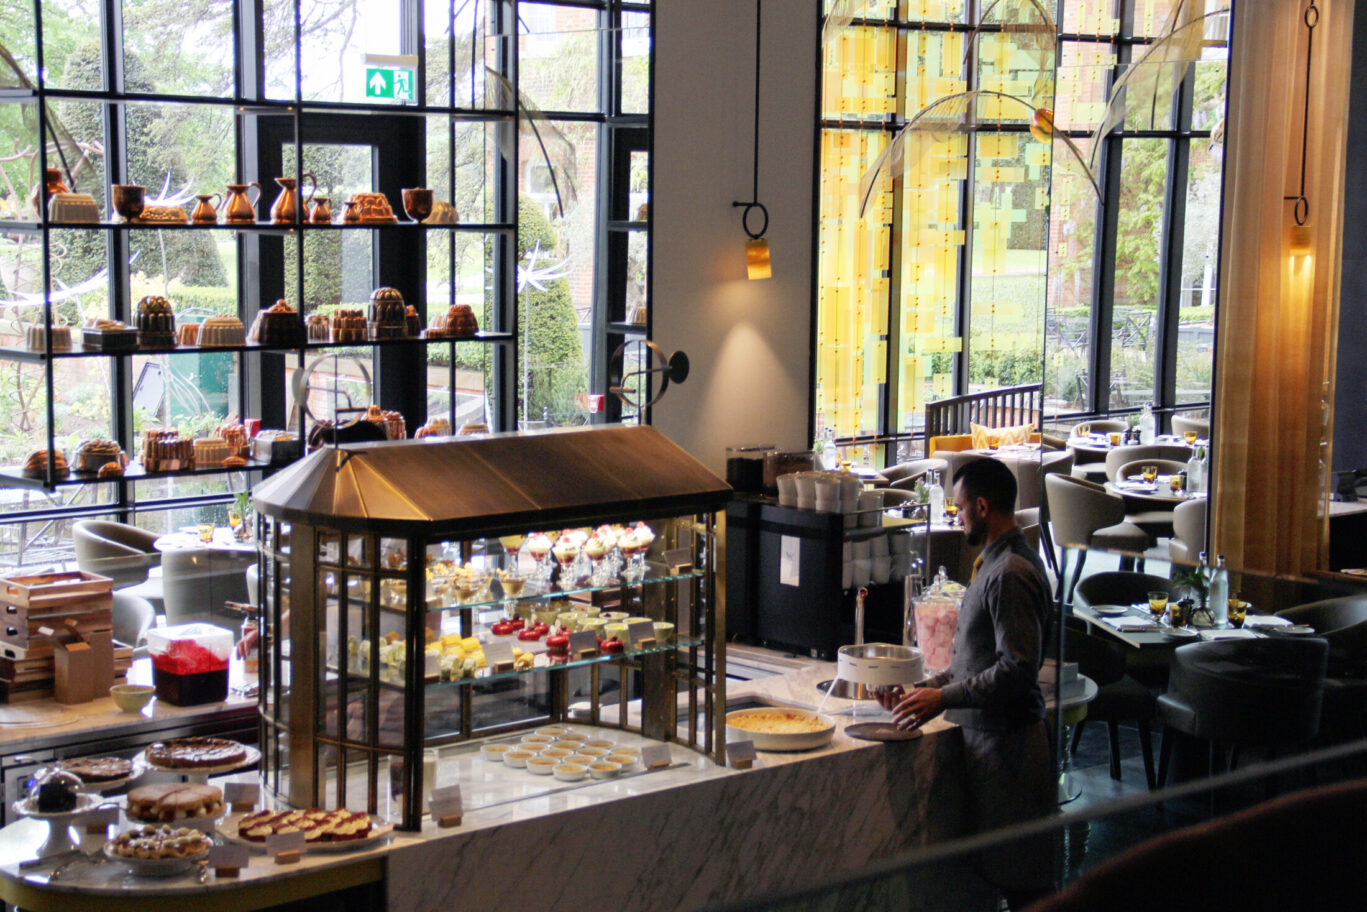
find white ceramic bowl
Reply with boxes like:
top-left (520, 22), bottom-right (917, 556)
top-left (521, 733), bottom-right (555, 745)
top-left (576, 747), bottom-right (610, 759)
top-left (535, 726), bottom-right (568, 738)
top-left (526, 757), bottom-right (557, 775)
top-left (553, 763), bottom-right (587, 782)
top-left (503, 750), bottom-right (534, 769)
top-left (541, 748), bottom-right (573, 760)
top-left (584, 739), bottom-right (615, 750)
top-left (724, 707), bottom-right (836, 752)
top-left (481, 743), bottom-right (511, 762)
top-left (589, 761), bottom-right (622, 779)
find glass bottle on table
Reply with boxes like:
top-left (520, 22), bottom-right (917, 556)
top-left (1139, 401), bottom-right (1156, 445)
top-left (1209, 555), bottom-right (1230, 627)
top-left (926, 470), bottom-right (945, 522)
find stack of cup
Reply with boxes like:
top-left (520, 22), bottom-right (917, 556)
top-left (813, 474), bottom-right (843, 513)
top-left (858, 490), bottom-right (884, 528)
top-left (870, 534), bottom-right (891, 584)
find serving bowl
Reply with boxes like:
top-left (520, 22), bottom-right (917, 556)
top-left (109, 684), bottom-right (155, 713)
top-left (724, 707), bottom-right (836, 752)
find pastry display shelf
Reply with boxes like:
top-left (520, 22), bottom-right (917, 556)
top-left (0, 456), bottom-right (275, 491)
top-left (607, 321), bottom-right (648, 336)
top-left (415, 566), bottom-right (707, 614)
top-left (0, 332), bottom-right (515, 364)
top-left (0, 219), bottom-right (513, 234)
top-left (329, 636), bottom-right (707, 692)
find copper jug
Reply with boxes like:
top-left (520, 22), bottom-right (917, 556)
top-left (33, 168), bottom-right (69, 217)
top-left (190, 193), bottom-right (222, 224)
top-left (309, 196), bottom-right (332, 224)
top-left (223, 182), bottom-right (262, 224)
top-left (269, 172), bottom-right (316, 224)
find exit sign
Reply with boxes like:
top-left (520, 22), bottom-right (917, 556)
top-left (363, 54), bottom-right (418, 102)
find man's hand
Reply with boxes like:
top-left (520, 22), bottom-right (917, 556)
top-left (891, 687), bottom-right (944, 731)
top-left (874, 685), bottom-right (906, 713)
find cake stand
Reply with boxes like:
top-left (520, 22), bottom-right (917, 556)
top-left (12, 794), bottom-right (103, 857)
top-left (141, 745), bottom-right (261, 784)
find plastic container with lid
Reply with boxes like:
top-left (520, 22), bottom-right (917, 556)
top-left (147, 623), bottom-right (234, 706)
top-left (725, 444), bottom-right (776, 494)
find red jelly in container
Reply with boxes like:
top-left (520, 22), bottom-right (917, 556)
top-left (147, 623), bottom-right (234, 705)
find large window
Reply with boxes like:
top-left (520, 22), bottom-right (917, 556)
top-left (0, 0), bottom-right (650, 570)
top-left (817, 0), bottom-right (1229, 454)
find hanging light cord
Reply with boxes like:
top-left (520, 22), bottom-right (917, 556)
top-left (1284, 0), bottom-right (1318, 226)
top-left (733, 0), bottom-right (768, 240)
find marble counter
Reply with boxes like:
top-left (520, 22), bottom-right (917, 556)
top-left (0, 661), bottom-right (978, 912)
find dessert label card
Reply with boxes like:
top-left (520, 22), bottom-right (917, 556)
top-left (267, 829), bottom-right (306, 856)
top-left (568, 631), bottom-right (598, 657)
top-left (484, 640), bottom-right (516, 669)
top-left (182, 815), bottom-right (218, 833)
top-left (780, 535), bottom-right (800, 587)
top-left (626, 621), bottom-right (656, 649)
top-left (430, 785), bottom-right (462, 822)
top-left (210, 843), bottom-right (250, 869)
top-left (727, 740), bottom-right (757, 768)
top-left (664, 547), bottom-right (692, 573)
top-left (225, 781), bottom-right (260, 806)
top-left (78, 807), bottom-right (119, 829)
top-left (425, 651), bottom-right (440, 679)
top-left (641, 744), bottom-right (671, 770)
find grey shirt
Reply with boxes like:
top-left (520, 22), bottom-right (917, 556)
top-left (930, 527), bottom-right (1051, 731)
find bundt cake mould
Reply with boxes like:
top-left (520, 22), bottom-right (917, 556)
top-left (428, 304), bottom-right (479, 339)
top-left (368, 287), bottom-right (408, 339)
top-left (331, 309), bottom-right (367, 343)
top-left (135, 295), bottom-right (176, 347)
top-left (25, 324), bottom-right (72, 352)
top-left (248, 300), bottom-right (304, 347)
top-left (198, 314), bottom-right (246, 347)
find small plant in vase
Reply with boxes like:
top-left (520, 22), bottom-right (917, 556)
top-left (1174, 566), bottom-right (1213, 627)
top-left (231, 490), bottom-right (253, 542)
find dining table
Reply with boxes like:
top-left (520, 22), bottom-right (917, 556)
top-left (153, 527), bottom-right (256, 555)
top-left (1072, 601), bottom-right (1304, 650)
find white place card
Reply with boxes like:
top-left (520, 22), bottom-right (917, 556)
top-left (430, 784), bottom-right (462, 826)
top-left (567, 630), bottom-right (598, 657)
top-left (78, 806), bottom-right (119, 832)
top-left (224, 781), bottom-right (260, 806)
top-left (626, 621), bottom-right (656, 650)
top-left (779, 535), bottom-right (800, 587)
top-left (484, 639), bottom-right (516, 669)
top-left (641, 744), bottom-right (671, 770)
top-left (209, 843), bottom-right (249, 869)
top-left (727, 740), bottom-right (757, 769)
top-left (267, 829), bottom-right (306, 857)
top-left (424, 651), bottom-right (440, 679)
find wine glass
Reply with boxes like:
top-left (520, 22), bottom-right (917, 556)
top-left (1147, 591), bottom-right (1169, 624)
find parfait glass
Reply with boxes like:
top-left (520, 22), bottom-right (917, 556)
top-left (526, 532), bottom-right (554, 583)
top-left (499, 534), bottom-right (525, 572)
top-left (584, 537), bottom-right (610, 586)
top-left (553, 539), bottom-right (581, 589)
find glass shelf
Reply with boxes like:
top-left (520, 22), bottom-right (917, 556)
top-left (425, 566), bottom-right (705, 613)
top-left (335, 635), bottom-right (705, 691)
top-left (0, 219), bottom-right (514, 234)
top-left (607, 321), bottom-right (647, 335)
top-left (0, 456), bottom-right (273, 490)
top-left (0, 332), bottom-right (514, 364)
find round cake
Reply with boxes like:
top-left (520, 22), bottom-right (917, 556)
top-left (331, 309), bottom-right (367, 343)
top-left (97, 461), bottom-right (124, 479)
top-left (428, 304), bottom-right (478, 338)
top-left (126, 783), bottom-right (224, 822)
top-left (306, 313), bottom-right (330, 341)
top-left (61, 755), bottom-right (133, 784)
top-left (249, 299), bottom-right (303, 347)
top-left (23, 448), bottom-right (68, 479)
top-left (25, 325), bottom-right (71, 352)
top-left (135, 295), bottom-right (176, 347)
top-left (175, 323), bottom-right (199, 346)
top-left (147, 737), bottom-right (246, 769)
top-left (192, 436), bottom-right (229, 467)
top-left (415, 417), bottom-right (451, 438)
top-left (197, 314), bottom-right (246, 347)
top-left (74, 438), bottom-right (124, 473)
top-left (368, 287), bottom-right (407, 339)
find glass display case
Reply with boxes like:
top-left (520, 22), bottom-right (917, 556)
top-left (251, 425), bottom-right (730, 830)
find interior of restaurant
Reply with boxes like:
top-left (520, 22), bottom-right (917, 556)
top-left (0, 0), bottom-right (1365, 910)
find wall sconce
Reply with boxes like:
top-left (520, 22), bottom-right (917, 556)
top-left (732, 0), bottom-right (771, 280)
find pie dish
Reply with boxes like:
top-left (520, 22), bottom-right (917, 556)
top-left (146, 736), bottom-right (247, 769)
top-left (724, 708), bottom-right (835, 751)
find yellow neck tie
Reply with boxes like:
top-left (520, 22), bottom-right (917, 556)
top-left (971, 554), bottom-right (984, 582)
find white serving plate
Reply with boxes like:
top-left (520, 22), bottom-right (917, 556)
top-left (724, 707), bottom-right (836, 752)
top-left (219, 811), bottom-right (394, 853)
top-left (103, 841), bottom-right (209, 877)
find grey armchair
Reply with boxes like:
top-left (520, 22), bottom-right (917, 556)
top-left (882, 457), bottom-right (949, 492)
top-left (1169, 499), bottom-right (1207, 565)
top-left (72, 520), bottom-right (162, 589)
top-left (112, 591), bottom-right (156, 657)
top-left (1045, 474), bottom-right (1150, 602)
top-left (161, 548), bottom-right (254, 631)
top-left (1171, 414), bottom-right (1210, 439)
top-left (1104, 444), bottom-right (1192, 482)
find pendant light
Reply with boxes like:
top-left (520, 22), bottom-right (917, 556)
top-left (733, 0), bottom-right (770, 280)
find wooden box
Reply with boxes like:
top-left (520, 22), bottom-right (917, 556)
top-left (0, 571), bottom-right (114, 660)
top-left (53, 628), bottom-right (114, 704)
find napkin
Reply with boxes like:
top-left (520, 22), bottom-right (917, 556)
top-left (1241, 615), bottom-right (1292, 628)
top-left (1199, 628), bottom-right (1258, 641)
top-left (1101, 616), bottom-right (1157, 630)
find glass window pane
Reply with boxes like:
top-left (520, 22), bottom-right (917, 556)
top-left (518, 4), bottom-right (600, 114)
top-left (1062, 0), bottom-right (1118, 36)
top-left (424, 0), bottom-right (508, 109)
top-left (1045, 156), bottom-right (1098, 416)
top-left (124, 101), bottom-right (236, 218)
top-left (620, 13), bottom-right (650, 115)
top-left (1175, 141), bottom-right (1220, 405)
top-left (121, 0), bottom-right (233, 97)
top-left (1109, 138), bottom-right (1167, 410)
top-left (33, 0), bottom-right (103, 91)
top-left (1056, 42), bottom-right (1114, 134)
top-left (968, 132), bottom-right (1047, 394)
top-left (823, 25), bottom-right (899, 122)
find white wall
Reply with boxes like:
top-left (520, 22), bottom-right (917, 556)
top-left (651, 0), bottom-right (816, 475)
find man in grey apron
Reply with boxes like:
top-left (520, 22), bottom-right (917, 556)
top-left (878, 457), bottom-right (1055, 910)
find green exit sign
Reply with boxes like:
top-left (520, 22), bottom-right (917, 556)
top-left (363, 55), bottom-right (418, 102)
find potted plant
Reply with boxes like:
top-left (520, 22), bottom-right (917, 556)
top-left (1174, 566), bottom-right (1212, 627)
top-left (232, 490), bottom-right (253, 542)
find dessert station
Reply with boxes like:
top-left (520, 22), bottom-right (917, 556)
top-left (0, 425), bottom-right (988, 912)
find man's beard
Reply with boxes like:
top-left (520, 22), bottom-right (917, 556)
top-left (965, 520), bottom-right (985, 547)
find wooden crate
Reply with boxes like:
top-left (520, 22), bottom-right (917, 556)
top-left (0, 645), bottom-right (132, 685)
top-left (0, 571), bottom-right (114, 610)
top-left (0, 609), bottom-right (113, 660)
top-left (0, 571), bottom-right (115, 659)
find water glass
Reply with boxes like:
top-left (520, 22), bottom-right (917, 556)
top-left (197, 522), bottom-right (214, 543)
top-left (1147, 590), bottom-right (1168, 621)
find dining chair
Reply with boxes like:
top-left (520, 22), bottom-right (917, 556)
top-left (1072, 418), bottom-right (1127, 434)
top-left (1063, 616), bottom-right (1157, 787)
top-left (1103, 445), bottom-right (1192, 482)
top-left (161, 548), bottom-right (254, 630)
top-left (1171, 414), bottom-right (1210, 439)
top-left (880, 457), bottom-right (948, 491)
top-left (1044, 474), bottom-right (1150, 602)
top-left (1276, 596), bottom-right (1367, 745)
top-left (112, 591), bottom-right (156, 657)
top-left (1073, 571), bottom-right (1182, 611)
top-left (72, 519), bottom-right (161, 589)
top-left (1156, 638), bottom-right (1328, 789)
top-left (1168, 499), bottom-right (1207, 565)
top-left (1013, 450), bottom-right (1073, 579)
